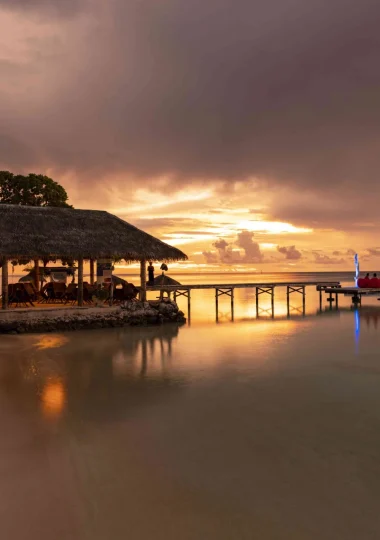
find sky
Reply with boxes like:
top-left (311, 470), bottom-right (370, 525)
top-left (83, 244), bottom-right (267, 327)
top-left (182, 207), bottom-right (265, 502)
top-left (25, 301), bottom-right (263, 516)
top-left (1, 0), bottom-right (380, 272)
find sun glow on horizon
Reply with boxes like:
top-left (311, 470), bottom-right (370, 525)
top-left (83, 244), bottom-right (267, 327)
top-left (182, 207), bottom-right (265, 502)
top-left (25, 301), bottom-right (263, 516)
top-left (237, 220), bottom-right (313, 234)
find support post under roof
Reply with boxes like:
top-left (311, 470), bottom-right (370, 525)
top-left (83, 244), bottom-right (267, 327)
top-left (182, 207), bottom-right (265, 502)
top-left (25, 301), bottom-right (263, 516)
top-left (78, 257), bottom-right (84, 307)
top-left (2, 259), bottom-right (8, 310)
top-left (140, 259), bottom-right (147, 302)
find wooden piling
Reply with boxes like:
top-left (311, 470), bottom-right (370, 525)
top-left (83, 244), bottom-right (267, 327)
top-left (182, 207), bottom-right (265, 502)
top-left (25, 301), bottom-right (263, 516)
top-left (271, 287), bottom-right (274, 316)
top-left (140, 259), bottom-right (147, 301)
top-left (1, 259), bottom-right (8, 310)
top-left (77, 256), bottom-right (84, 307)
top-left (90, 259), bottom-right (95, 285)
top-left (33, 259), bottom-right (39, 291)
top-left (302, 286), bottom-right (306, 313)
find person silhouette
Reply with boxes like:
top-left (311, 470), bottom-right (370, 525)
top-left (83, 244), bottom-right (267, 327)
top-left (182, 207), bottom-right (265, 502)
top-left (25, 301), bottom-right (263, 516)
top-left (147, 262), bottom-right (155, 285)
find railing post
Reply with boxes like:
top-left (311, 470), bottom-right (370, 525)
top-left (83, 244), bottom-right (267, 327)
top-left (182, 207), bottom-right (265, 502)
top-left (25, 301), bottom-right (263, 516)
top-left (2, 259), bottom-right (8, 310)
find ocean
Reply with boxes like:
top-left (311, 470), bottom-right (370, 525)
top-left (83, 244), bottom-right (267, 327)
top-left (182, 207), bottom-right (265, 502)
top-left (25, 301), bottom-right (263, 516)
top-left (1, 271), bottom-right (380, 539)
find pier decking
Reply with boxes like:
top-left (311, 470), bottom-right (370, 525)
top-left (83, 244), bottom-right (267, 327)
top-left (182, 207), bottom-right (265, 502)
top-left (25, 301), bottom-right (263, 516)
top-left (145, 281), bottom-right (341, 318)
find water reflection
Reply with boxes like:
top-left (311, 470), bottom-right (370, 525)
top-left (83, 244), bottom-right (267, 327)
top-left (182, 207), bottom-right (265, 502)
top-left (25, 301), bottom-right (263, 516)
top-left (0, 325), bottom-right (183, 427)
top-left (2, 299), bottom-right (380, 539)
top-left (36, 335), bottom-right (69, 350)
top-left (41, 378), bottom-right (66, 418)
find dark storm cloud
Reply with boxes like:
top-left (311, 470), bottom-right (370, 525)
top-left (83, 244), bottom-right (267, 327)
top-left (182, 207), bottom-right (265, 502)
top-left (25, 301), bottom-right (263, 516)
top-left (270, 193), bottom-right (380, 230)
top-left (2, 0), bottom-right (380, 206)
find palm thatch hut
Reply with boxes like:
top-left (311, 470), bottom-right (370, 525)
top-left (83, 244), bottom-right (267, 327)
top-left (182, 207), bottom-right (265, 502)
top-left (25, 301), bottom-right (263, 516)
top-left (153, 275), bottom-right (181, 286)
top-left (0, 204), bottom-right (187, 309)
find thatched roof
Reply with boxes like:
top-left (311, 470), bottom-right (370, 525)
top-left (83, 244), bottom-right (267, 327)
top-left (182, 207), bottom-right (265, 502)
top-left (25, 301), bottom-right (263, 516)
top-left (0, 204), bottom-right (188, 262)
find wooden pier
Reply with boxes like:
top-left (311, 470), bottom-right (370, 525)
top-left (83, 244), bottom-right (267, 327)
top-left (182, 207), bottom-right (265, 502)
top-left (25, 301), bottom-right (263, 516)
top-left (319, 285), bottom-right (380, 307)
top-left (144, 281), bottom-right (341, 320)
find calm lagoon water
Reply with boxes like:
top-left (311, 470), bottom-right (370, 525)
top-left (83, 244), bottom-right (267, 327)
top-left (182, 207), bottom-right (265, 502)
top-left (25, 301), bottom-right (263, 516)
top-left (1, 272), bottom-right (380, 539)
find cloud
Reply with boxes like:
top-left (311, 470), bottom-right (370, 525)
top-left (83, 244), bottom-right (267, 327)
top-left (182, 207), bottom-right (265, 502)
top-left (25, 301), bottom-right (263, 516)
top-left (236, 230), bottom-right (263, 262)
top-left (277, 245), bottom-right (302, 260)
top-left (213, 239), bottom-right (229, 251)
top-left (367, 248), bottom-right (380, 257)
top-left (333, 249), bottom-right (356, 257)
top-left (212, 238), bottom-right (242, 264)
top-left (0, 0), bottom-right (85, 17)
top-left (313, 251), bottom-right (346, 265)
top-left (205, 230), bottom-right (263, 264)
top-left (202, 251), bottom-right (219, 264)
top-left (1, 0), bottom-right (380, 212)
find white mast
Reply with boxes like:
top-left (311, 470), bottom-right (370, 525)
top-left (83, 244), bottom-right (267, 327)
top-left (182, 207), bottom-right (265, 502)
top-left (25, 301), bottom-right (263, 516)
top-left (354, 253), bottom-right (359, 286)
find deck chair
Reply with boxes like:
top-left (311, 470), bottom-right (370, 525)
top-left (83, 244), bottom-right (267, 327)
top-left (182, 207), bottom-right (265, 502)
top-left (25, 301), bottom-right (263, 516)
top-left (63, 283), bottom-right (78, 305)
top-left (123, 283), bottom-right (139, 301)
top-left (22, 283), bottom-right (37, 306)
top-left (52, 283), bottom-right (67, 303)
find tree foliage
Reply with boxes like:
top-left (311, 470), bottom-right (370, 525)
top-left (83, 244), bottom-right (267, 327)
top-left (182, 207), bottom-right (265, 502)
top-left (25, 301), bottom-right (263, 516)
top-left (0, 171), bottom-right (71, 207)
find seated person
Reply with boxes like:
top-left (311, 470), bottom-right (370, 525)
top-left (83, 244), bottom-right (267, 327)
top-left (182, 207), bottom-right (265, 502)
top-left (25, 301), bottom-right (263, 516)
top-left (358, 273), bottom-right (371, 288)
top-left (369, 273), bottom-right (380, 287)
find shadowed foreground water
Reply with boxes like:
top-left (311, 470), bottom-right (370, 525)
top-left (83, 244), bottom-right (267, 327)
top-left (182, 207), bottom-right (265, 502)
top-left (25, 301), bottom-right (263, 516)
top-left (1, 285), bottom-right (380, 539)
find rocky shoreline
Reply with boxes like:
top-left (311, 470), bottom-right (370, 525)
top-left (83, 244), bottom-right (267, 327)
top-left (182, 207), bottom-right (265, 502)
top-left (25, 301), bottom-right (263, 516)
top-left (0, 300), bottom-right (186, 334)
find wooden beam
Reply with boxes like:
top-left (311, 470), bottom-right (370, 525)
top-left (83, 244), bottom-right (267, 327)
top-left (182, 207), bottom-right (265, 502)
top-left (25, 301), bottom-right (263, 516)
top-left (33, 259), bottom-right (39, 291)
top-left (2, 259), bottom-right (8, 310)
top-left (78, 256), bottom-right (84, 307)
top-left (90, 259), bottom-right (95, 285)
top-left (140, 259), bottom-right (147, 301)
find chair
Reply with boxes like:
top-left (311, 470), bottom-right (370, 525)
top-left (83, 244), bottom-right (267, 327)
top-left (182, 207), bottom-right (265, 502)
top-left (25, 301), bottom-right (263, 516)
top-left (113, 287), bottom-right (124, 304)
top-left (8, 283), bottom-right (34, 307)
top-left (39, 283), bottom-right (54, 303)
top-left (23, 283), bottom-right (39, 303)
top-left (52, 283), bottom-right (67, 302)
top-left (123, 283), bottom-right (139, 301)
top-left (83, 283), bottom-right (95, 304)
top-left (63, 283), bottom-right (78, 305)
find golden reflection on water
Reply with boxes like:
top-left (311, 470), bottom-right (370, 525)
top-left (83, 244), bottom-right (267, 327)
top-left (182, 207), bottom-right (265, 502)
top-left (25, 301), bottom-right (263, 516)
top-left (41, 379), bottom-right (66, 418)
top-left (35, 335), bottom-right (69, 350)
top-left (172, 286), bottom-right (308, 324)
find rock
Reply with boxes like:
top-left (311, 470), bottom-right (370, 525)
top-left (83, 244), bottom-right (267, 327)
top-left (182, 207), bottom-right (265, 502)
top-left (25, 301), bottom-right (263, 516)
top-left (0, 299), bottom-right (186, 334)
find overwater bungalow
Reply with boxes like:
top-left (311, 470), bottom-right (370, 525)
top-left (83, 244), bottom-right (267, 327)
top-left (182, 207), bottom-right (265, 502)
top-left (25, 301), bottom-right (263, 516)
top-left (0, 204), bottom-right (187, 309)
